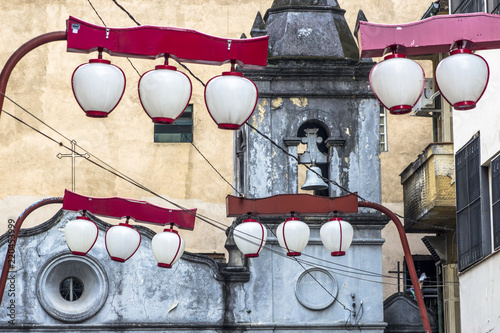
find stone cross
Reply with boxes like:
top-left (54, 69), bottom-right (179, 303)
top-left (299, 128), bottom-right (328, 164)
top-left (57, 140), bottom-right (90, 192)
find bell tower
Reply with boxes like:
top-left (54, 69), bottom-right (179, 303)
top-left (228, 1), bottom-right (388, 332)
top-left (235, 0), bottom-right (381, 202)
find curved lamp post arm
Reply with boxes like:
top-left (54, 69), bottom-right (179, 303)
top-left (359, 201), bottom-right (432, 333)
top-left (0, 197), bottom-right (63, 306)
top-left (0, 31), bottom-right (67, 115)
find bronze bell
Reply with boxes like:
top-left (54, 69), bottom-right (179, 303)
top-left (301, 161), bottom-right (328, 191)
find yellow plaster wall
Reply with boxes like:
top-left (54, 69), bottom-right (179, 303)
top-left (0, 0), bottom-right (271, 254)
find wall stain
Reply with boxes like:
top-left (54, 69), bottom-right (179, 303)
top-left (271, 97), bottom-right (283, 110)
top-left (250, 100), bottom-right (268, 130)
top-left (290, 97), bottom-right (308, 108)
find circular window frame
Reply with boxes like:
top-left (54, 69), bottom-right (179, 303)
top-left (294, 268), bottom-right (338, 310)
top-left (37, 252), bottom-right (108, 322)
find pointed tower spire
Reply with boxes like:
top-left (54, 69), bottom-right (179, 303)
top-left (250, 11), bottom-right (267, 37)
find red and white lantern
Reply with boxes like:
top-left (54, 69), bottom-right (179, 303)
top-left (320, 216), bottom-right (354, 256)
top-left (138, 65), bottom-right (192, 124)
top-left (204, 71), bottom-right (258, 130)
top-left (105, 223), bottom-right (141, 262)
top-left (435, 47), bottom-right (489, 111)
top-left (72, 59), bottom-right (126, 118)
top-left (64, 216), bottom-right (98, 256)
top-left (152, 228), bottom-right (185, 268)
top-left (369, 53), bottom-right (425, 115)
top-left (233, 218), bottom-right (267, 258)
top-left (276, 217), bottom-right (310, 256)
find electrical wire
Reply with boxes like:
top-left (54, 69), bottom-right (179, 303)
top-left (0, 105), bottom-right (398, 294)
top-left (1, 104), bottom-right (459, 292)
top-left (0, 71), bottom-right (460, 288)
top-left (0, 2), bottom-right (458, 315)
top-left (90, 0), bottom-right (236, 195)
top-left (0, 77), bottom-right (458, 290)
top-left (87, 0), bottom-right (141, 77)
top-left (102, 0), bottom-right (454, 235)
top-left (245, 123), bottom-right (455, 232)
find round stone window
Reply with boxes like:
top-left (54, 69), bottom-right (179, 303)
top-left (37, 252), bottom-right (108, 322)
top-left (294, 268), bottom-right (338, 310)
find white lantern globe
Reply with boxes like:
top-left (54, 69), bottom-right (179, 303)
top-left (138, 65), bottom-right (192, 124)
top-left (369, 54), bottom-right (425, 115)
top-left (64, 216), bottom-right (98, 256)
top-left (105, 223), bottom-right (141, 262)
top-left (276, 217), bottom-right (310, 256)
top-left (233, 218), bottom-right (267, 258)
top-left (152, 228), bottom-right (186, 268)
top-left (435, 48), bottom-right (489, 111)
top-left (320, 217), bottom-right (354, 256)
top-left (204, 71), bottom-right (258, 130)
top-left (72, 59), bottom-right (126, 118)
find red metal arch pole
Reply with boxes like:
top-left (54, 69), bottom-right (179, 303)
top-left (359, 201), bottom-right (432, 333)
top-left (0, 197), bottom-right (63, 307)
top-left (0, 31), bottom-right (67, 115)
top-left (0, 31), bottom-right (67, 306)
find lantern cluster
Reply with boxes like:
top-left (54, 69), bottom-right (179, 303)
top-left (369, 41), bottom-right (489, 114)
top-left (64, 214), bottom-right (185, 268)
top-left (233, 216), bottom-right (354, 258)
top-left (72, 56), bottom-right (258, 130)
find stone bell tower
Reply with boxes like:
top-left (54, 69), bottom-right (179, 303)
top-left (235, 0), bottom-right (381, 201)
top-left (229, 1), bottom-right (387, 332)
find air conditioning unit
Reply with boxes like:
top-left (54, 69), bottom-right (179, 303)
top-left (413, 78), bottom-right (442, 117)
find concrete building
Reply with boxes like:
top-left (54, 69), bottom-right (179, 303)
top-left (452, 48), bottom-right (500, 333)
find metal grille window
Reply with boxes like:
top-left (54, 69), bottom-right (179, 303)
top-left (456, 136), bottom-right (484, 270)
top-left (59, 276), bottom-right (84, 302)
top-left (154, 105), bottom-right (193, 143)
top-left (492, 155), bottom-right (500, 249)
top-left (380, 106), bottom-right (388, 152)
top-left (451, 0), bottom-right (484, 13)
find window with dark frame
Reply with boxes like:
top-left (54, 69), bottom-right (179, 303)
top-left (488, 0), bottom-right (500, 14)
top-left (492, 155), bottom-right (500, 249)
top-left (154, 105), bottom-right (193, 143)
top-left (456, 135), bottom-right (484, 271)
top-left (451, 0), bottom-right (484, 14)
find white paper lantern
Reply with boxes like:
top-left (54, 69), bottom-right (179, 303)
top-left (435, 50), bottom-right (489, 111)
top-left (72, 59), bottom-right (126, 117)
top-left (64, 216), bottom-right (98, 256)
top-left (152, 228), bottom-right (186, 268)
top-left (204, 71), bottom-right (258, 129)
top-left (233, 218), bottom-right (267, 258)
top-left (138, 65), bottom-right (192, 124)
top-left (320, 217), bottom-right (354, 256)
top-left (105, 223), bottom-right (141, 262)
top-left (276, 217), bottom-right (310, 256)
top-left (369, 54), bottom-right (425, 115)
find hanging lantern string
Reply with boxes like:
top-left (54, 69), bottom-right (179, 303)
top-left (101, 0), bottom-right (452, 234)
top-left (1, 104), bottom-right (459, 288)
top-left (0, 4), bottom-right (454, 290)
top-left (82, 4), bottom-right (242, 196)
top-left (0, 97), bottom-right (403, 283)
top-left (81, 2), bottom-right (459, 289)
top-left (265, 222), bottom-right (353, 313)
